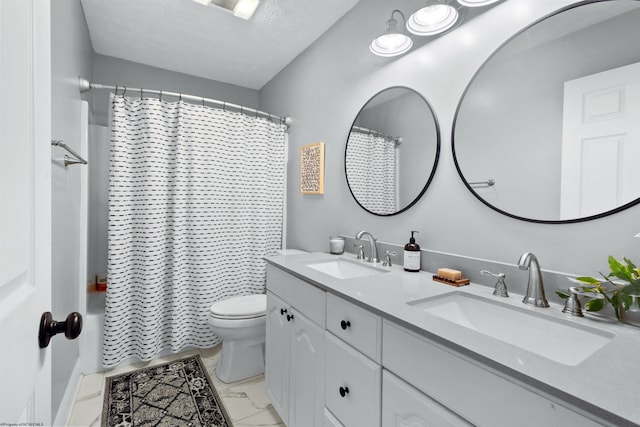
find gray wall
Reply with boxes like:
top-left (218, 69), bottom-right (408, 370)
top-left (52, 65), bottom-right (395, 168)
top-left (90, 54), bottom-right (260, 126)
top-left (51, 0), bottom-right (93, 419)
top-left (260, 0), bottom-right (640, 281)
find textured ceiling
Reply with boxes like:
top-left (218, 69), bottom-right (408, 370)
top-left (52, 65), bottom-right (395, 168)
top-left (81, 0), bottom-right (361, 90)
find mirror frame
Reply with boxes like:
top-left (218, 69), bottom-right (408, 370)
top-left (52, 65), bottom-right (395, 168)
top-left (452, 0), bottom-right (640, 224)
top-left (345, 86), bottom-right (441, 216)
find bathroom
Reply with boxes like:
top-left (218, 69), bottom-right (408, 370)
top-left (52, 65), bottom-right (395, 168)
top-left (1, 0), bottom-right (639, 425)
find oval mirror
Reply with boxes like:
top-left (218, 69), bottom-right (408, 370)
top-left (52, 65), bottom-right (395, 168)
top-left (345, 87), bottom-right (440, 216)
top-left (453, 0), bottom-right (640, 223)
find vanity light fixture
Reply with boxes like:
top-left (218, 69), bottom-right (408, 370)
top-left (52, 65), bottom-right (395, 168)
top-left (370, 9), bottom-right (414, 57)
top-left (406, 1), bottom-right (459, 36)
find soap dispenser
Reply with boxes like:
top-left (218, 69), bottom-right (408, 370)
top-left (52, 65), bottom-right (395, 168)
top-left (404, 231), bottom-right (421, 272)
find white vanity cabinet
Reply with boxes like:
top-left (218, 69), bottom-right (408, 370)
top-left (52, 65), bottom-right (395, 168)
top-left (265, 260), bottom-right (615, 427)
top-left (266, 265), bottom-right (326, 427)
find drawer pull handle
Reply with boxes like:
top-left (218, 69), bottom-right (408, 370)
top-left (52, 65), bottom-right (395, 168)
top-left (339, 386), bottom-right (349, 397)
top-left (286, 314), bottom-right (294, 322)
top-left (280, 308), bottom-right (287, 315)
top-left (340, 320), bottom-right (351, 330)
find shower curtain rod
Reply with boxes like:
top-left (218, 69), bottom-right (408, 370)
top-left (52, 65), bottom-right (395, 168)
top-left (78, 77), bottom-right (292, 128)
top-left (351, 125), bottom-right (402, 144)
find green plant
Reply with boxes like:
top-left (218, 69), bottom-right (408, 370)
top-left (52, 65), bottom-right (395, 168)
top-left (557, 256), bottom-right (640, 320)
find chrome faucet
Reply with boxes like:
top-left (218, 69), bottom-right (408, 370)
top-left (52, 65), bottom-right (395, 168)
top-left (518, 252), bottom-right (549, 307)
top-left (355, 230), bottom-right (379, 263)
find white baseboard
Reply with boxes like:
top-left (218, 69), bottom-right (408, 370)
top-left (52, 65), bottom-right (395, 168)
top-left (53, 358), bottom-right (83, 427)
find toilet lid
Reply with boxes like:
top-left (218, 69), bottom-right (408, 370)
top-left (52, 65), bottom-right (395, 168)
top-left (210, 294), bottom-right (266, 319)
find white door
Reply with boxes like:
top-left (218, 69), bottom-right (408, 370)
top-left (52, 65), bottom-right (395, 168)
top-left (560, 62), bottom-right (640, 218)
top-left (0, 0), bottom-right (52, 424)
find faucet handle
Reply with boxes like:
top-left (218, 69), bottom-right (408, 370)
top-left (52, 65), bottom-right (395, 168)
top-left (481, 270), bottom-right (509, 297)
top-left (561, 286), bottom-right (605, 317)
top-left (353, 244), bottom-right (364, 260)
top-left (382, 250), bottom-right (397, 267)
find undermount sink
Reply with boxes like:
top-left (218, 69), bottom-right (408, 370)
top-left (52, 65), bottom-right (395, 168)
top-left (306, 258), bottom-right (388, 280)
top-left (408, 292), bottom-right (614, 366)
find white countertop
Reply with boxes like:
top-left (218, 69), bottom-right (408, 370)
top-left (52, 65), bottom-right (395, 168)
top-left (265, 251), bottom-right (640, 426)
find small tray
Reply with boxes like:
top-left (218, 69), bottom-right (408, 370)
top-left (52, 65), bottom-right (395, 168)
top-left (432, 275), bottom-right (470, 287)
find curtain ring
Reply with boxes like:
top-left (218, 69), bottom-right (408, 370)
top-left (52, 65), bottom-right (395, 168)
top-left (255, 108), bottom-right (259, 118)
top-left (140, 88), bottom-right (144, 99)
top-left (268, 113), bottom-right (272, 122)
top-left (115, 85), bottom-right (119, 96)
top-left (240, 106), bottom-right (244, 116)
top-left (202, 97), bottom-right (205, 107)
top-left (159, 90), bottom-right (162, 101)
top-left (223, 101), bottom-right (226, 111)
top-left (179, 93), bottom-right (182, 101)
top-left (123, 86), bottom-right (127, 96)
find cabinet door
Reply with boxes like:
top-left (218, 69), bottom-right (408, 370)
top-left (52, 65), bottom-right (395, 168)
top-left (383, 370), bottom-right (473, 427)
top-left (290, 309), bottom-right (325, 427)
top-left (265, 291), bottom-right (290, 424)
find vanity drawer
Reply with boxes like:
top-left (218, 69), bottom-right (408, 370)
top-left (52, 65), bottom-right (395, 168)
top-left (382, 320), bottom-right (604, 427)
top-left (326, 292), bottom-right (381, 362)
top-left (382, 370), bottom-right (473, 427)
top-left (267, 265), bottom-right (326, 326)
top-left (325, 332), bottom-right (381, 427)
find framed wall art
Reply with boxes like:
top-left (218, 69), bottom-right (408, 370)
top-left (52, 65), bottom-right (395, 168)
top-left (300, 142), bottom-right (325, 194)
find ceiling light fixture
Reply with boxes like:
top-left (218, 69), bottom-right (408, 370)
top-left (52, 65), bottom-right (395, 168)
top-left (406, 1), bottom-right (459, 36)
top-left (456, 0), bottom-right (501, 7)
top-left (370, 9), bottom-right (413, 57)
top-left (192, 0), bottom-right (260, 20)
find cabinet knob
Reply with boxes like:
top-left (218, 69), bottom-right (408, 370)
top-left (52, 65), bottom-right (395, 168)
top-left (340, 320), bottom-right (351, 330)
top-left (286, 314), bottom-right (294, 322)
top-left (280, 308), bottom-right (287, 316)
top-left (339, 386), bottom-right (349, 397)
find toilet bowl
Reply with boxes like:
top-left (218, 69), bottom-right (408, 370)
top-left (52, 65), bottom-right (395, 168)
top-left (209, 294), bottom-right (267, 383)
top-left (208, 249), bottom-right (307, 383)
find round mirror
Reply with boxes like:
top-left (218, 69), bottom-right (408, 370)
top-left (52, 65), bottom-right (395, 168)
top-left (453, 0), bottom-right (640, 223)
top-left (345, 87), bottom-right (440, 216)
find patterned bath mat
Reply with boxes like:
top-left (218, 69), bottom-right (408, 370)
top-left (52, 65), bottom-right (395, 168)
top-left (101, 355), bottom-right (231, 427)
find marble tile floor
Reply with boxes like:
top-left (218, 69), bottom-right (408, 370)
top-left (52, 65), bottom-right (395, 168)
top-left (67, 344), bottom-right (284, 427)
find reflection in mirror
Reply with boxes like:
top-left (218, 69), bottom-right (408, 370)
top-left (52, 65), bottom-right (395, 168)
top-left (345, 87), bottom-right (440, 216)
top-left (453, 0), bottom-right (640, 223)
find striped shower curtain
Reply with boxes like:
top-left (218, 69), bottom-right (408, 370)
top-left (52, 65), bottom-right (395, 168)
top-left (346, 131), bottom-right (397, 214)
top-left (104, 95), bottom-right (286, 367)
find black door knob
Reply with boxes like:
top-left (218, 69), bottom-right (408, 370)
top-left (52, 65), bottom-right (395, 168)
top-left (39, 311), bottom-right (83, 349)
top-left (280, 308), bottom-right (287, 315)
top-left (339, 386), bottom-right (349, 397)
top-left (286, 314), bottom-right (294, 322)
top-left (340, 320), bottom-right (351, 330)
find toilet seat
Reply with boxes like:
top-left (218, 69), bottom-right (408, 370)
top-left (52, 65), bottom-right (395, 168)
top-left (210, 294), bottom-right (266, 320)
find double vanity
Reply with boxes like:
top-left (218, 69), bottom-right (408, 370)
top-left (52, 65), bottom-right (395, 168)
top-left (264, 251), bottom-right (640, 427)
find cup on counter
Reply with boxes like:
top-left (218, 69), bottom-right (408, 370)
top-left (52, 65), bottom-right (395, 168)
top-left (329, 236), bottom-right (345, 254)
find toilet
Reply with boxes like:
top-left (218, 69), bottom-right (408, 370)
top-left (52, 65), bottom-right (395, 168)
top-left (209, 293), bottom-right (267, 383)
top-left (209, 248), bottom-right (307, 383)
